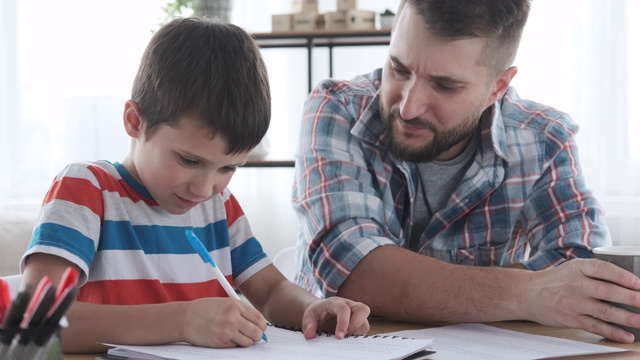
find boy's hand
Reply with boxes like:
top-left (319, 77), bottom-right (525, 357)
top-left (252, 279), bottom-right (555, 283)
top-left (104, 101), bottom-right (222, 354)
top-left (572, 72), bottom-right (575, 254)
top-left (182, 297), bottom-right (267, 348)
top-left (301, 297), bottom-right (370, 339)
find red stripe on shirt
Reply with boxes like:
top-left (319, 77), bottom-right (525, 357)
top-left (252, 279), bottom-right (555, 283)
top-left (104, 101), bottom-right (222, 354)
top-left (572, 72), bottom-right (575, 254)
top-left (224, 193), bottom-right (245, 228)
top-left (78, 277), bottom-right (232, 305)
top-left (44, 177), bottom-right (105, 219)
top-left (87, 165), bottom-right (157, 206)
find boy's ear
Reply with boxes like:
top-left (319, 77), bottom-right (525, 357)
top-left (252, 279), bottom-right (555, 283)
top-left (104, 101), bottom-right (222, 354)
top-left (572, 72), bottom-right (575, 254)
top-left (484, 66), bottom-right (518, 107)
top-left (123, 100), bottom-right (144, 138)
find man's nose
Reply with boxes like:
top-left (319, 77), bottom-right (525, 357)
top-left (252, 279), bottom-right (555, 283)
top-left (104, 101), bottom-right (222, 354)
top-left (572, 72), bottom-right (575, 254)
top-left (399, 79), bottom-right (429, 121)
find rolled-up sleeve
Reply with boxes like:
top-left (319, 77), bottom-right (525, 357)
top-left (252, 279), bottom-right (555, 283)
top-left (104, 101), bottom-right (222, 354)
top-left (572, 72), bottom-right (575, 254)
top-left (521, 124), bottom-right (610, 270)
top-left (292, 75), bottom-right (402, 296)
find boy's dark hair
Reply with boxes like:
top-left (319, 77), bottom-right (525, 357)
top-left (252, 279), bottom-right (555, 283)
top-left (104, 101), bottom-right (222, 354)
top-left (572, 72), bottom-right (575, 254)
top-left (131, 17), bottom-right (270, 154)
top-left (398, 0), bottom-right (531, 78)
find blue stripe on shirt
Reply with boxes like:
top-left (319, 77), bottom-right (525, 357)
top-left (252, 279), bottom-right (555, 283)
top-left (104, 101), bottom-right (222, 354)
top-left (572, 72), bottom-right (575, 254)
top-left (99, 220), bottom-right (231, 254)
top-left (31, 222), bottom-right (95, 267)
top-left (231, 237), bottom-right (267, 278)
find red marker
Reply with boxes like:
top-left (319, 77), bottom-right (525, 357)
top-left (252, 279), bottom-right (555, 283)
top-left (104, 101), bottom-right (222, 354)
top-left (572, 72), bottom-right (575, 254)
top-left (19, 276), bottom-right (52, 329)
top-left (55, 267), bottom-right (79, 302)
top-left (0, 278), bottom-right (11, 325)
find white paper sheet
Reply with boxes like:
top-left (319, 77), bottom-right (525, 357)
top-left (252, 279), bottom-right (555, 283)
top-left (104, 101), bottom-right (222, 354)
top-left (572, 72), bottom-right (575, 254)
top-left (106, 325), bottom-right (434, 360)
top-left (380, 323), bottom-right (627, 360)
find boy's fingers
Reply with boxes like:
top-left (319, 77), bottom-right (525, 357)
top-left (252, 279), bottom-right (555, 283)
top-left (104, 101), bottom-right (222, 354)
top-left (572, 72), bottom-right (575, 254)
top-left (347, 304), bottom-right (371, 334)
top-left (331, 300), bottom-right (352, 339)
top-left (233, 328), bottom-right (260, 347)
top-left (241, 302), bottom-right (268, 331)
top-left (303, 319), bottom-right (319, 339)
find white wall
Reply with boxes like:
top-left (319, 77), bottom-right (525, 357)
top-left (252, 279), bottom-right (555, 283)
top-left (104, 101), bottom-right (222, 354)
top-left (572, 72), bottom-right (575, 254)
top-left (230, 167), bottom-right (298, 259)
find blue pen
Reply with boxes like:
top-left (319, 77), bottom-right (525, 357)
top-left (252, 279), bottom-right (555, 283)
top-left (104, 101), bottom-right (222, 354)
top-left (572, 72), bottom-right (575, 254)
top-left (184, 229), bottom-right (268, 342)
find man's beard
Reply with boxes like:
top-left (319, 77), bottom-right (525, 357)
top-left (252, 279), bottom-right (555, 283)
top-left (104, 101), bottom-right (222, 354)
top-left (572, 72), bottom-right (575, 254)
top-left (380, 104), bottom-right (483, 163)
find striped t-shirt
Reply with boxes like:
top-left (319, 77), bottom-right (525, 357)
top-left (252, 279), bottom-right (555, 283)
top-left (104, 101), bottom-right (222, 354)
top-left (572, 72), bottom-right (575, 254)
top-left (21, 161), bottom-right (270, 305)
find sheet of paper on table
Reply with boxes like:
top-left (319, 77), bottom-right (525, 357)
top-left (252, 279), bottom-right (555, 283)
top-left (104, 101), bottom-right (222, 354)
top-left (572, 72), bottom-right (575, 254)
top-left (379, 323), bottom-right (627, 360)
top-left (105, 325), bottom-right (435, 360)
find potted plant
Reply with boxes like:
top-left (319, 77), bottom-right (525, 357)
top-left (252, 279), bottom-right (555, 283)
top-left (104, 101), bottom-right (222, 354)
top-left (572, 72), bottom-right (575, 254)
top-left (379, 9), bottom-right (394, 30)
top-left (162, 0), bottom-right (232, 23)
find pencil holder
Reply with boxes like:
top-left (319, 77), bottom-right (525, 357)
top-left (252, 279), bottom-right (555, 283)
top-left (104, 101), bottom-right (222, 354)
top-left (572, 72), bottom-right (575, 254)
top-left (0, 325), bottom-right (63, 360)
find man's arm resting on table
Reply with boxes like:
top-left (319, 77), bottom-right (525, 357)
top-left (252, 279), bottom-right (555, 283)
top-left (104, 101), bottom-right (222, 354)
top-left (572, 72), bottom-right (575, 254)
top-left (336, 246), bottom-right (527, 323)
top-left (336, 245), bottom-right (640, 344)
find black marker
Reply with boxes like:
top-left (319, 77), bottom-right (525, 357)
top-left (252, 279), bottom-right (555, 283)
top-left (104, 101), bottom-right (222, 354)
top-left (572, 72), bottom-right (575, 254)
top-left (34, 286), bottom-right (77, 347)
top-left (0, 284), bottom-right (33, 344)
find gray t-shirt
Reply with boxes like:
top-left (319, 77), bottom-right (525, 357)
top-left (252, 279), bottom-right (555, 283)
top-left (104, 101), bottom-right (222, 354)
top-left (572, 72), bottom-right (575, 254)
top-left (410, 131), bottom-right (478, 249)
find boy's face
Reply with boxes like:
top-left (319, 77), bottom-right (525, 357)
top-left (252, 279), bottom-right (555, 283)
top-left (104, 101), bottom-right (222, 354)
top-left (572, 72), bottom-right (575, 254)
top-left (123, 110), bottom-right (250, 215)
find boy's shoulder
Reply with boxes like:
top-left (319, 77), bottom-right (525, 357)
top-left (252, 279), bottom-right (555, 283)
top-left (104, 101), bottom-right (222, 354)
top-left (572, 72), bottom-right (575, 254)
top-left (57, 160), bottom-right (118, 177)
top-left (54, 160), bottom-right (136, 198)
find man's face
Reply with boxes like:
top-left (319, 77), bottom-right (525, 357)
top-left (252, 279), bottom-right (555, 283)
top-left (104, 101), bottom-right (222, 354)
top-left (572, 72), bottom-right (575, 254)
top-left (380, 5), bottom-right (500, 163)
top-left (124, 115), bottom-right (250, 215)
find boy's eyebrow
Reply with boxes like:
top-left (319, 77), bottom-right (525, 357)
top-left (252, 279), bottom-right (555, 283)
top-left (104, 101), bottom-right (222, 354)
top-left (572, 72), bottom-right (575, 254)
top-left (389, 55), bottom-right (467, 86)
top-left (179, 149), bottom-right (245, 167)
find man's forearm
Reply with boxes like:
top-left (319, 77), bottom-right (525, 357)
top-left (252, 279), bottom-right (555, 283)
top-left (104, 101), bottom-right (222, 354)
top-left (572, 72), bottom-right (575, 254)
top-left (337, 246), bottom-right (531, 323)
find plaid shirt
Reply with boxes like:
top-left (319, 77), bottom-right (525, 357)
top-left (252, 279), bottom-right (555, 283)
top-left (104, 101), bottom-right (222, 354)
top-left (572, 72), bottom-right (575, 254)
top-left (292, 69), bottom-right (610, 297)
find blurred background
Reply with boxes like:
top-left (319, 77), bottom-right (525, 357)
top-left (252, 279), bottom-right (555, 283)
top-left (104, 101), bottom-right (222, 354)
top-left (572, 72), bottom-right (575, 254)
top-left (1, 0), bottom-right (638, 257)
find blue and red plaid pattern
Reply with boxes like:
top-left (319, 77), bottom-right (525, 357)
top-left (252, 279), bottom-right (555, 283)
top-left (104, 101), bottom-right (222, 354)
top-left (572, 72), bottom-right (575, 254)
top-left (292, 69), bottom-right (610, 297)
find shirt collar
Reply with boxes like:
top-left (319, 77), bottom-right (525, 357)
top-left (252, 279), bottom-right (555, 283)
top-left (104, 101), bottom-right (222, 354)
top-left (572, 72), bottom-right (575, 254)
top-left (486, 90), bottom-right (512, 166)
top-left (351, 91), bottom-right (386, 147)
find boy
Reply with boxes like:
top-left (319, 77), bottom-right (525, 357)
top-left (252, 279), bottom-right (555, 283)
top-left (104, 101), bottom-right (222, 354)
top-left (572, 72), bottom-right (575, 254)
top-left (19, 17), bottom-right (370, 353)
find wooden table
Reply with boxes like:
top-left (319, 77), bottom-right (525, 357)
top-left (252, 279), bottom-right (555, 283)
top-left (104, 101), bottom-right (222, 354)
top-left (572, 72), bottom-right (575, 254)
top-left (63, 318), bottom-right (640, 359)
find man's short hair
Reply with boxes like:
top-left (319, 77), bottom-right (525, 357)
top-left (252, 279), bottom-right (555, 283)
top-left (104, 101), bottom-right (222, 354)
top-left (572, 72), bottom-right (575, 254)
top-left (398, 0), bottom-right (531, 78)
top-left (131, 17), bottom-right (270, 154)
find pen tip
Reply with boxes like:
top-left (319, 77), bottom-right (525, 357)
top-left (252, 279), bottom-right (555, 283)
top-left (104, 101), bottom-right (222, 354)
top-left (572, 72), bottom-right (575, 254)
top-left (262, 333), bottom-right (268, 342)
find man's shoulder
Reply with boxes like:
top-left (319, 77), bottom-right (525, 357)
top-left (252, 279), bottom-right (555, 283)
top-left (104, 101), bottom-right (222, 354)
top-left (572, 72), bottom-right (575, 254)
top-left (500, 87), bottom-right (578, 141)
top-left (493, 88), bottom-right (580, 165)
top-left (313, 69), bottom-right (381, 100)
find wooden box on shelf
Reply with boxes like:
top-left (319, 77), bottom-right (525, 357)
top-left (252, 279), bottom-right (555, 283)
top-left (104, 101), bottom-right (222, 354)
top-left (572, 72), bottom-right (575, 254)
top-left (337, 0), bottom-right (357, 12)
top-left (292, 0), bottom-right (318, 13)
top-left (324, 11), bottom-right (346, 31)
top-left (272, 14), bottom-right (292, 32)
top-left (346, 9), bottom-right (376, 30)
top-left (292, 12), bottom-right (321, 31)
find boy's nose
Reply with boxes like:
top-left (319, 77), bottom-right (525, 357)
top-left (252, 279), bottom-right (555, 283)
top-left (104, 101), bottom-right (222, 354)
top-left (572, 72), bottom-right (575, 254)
top-left (189, 175), bottom-right (216, 200)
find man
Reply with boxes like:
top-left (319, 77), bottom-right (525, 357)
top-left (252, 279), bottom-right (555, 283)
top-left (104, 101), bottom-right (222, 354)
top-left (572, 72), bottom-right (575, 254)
top-left (292, 0), bottom-right (640, 344)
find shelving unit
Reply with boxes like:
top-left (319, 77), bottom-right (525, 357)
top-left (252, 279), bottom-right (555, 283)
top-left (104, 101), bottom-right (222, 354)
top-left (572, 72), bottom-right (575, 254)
top-left (253, 30), bottom-right (391, 93)
top-left (246, 30), bottom-right (391, 168)
top-left (245, 158), bottom-right (295, 168)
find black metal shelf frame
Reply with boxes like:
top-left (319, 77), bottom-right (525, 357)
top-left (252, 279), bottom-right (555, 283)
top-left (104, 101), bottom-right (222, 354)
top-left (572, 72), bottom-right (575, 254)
top-left (247, 30), bottom-right (391, 167)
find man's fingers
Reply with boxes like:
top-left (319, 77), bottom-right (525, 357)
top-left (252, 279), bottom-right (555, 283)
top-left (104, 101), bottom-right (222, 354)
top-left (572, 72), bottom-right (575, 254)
top-left (581, 297), bottom-right (640, 333)
top-left (581, 259), bottom-right (640, 290)
top-left (575, 314), bottom-right (635, 344)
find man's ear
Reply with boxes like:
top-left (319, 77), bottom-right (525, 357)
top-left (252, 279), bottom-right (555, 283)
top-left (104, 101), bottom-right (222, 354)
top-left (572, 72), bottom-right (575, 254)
top-left (123, 100), bottom-right (144, 138)
top-left (485, 66), bottom-right (518, 107)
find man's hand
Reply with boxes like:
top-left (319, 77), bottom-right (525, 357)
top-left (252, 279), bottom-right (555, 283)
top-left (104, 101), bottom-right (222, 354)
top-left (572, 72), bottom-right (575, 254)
top-left (524, 258), bottom-right (640, 343)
